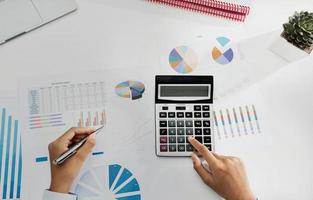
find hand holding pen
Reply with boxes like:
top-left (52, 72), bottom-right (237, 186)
top-left (48, 127), bottom-right (97, 194)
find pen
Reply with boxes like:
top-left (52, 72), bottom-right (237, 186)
top-left (53, 126), bottom-right (104, 165)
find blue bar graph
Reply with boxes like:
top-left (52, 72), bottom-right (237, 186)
top-left (10, 120), bottom-right (18, 198)
top-left (0, 107), bottom-right (22, 199)
top-left (17, 139), bottom-right (22, 198)
top-left (0, 108), bottom-right (6, 181)
top-left (3, 116), bottom-right (12, 199)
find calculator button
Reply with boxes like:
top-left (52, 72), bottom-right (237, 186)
top-left (168, 121), bottom-right (176, 127)
top-left (202, 105), bottom-right (210, 111)
top-left (195, 137), bottom-right (203, 143)
top-left (168, 128), bottom-right (176, 135)
top-left (195, 129), bottom-right (202, 135)
top-left (169, 145), bottom-right (177, 152)
top-left (160, 137), bottom-right (168, 143)
top-left (169, 137), bottom-right (176, 143)
top-left (177, 112), bottom-right (184, 118)
top-left (162, 106), bottom-right (169, 110)
top-left (203, 128), bottom-right (211, 135)
top-left (177, 120), bottom-right (184, 127)
top-left (176, 106), bottom-right (186, 110)
top-left (203, 121), bottom-right (210, 127)
top-left (160, 129), bottom-right (167, 135)
top-left (186, 128), bottom-right (194, 135)
top-left (160, 121), bottom-right (167, 127)
top-left (194, 105), bottom-right (201, 111)
top-left (185, 120), bottom-right (193, 127)
top-left (177, 128), bottom-right (185, 135)
top-left (194, 112), bottom-right (202, 118)
top-left (203, 112), bottom-right (210, 118)
top-left (168, 112), bottom-right (175, 118)
top-left (160, 145), bottom-right (168, 152)
top-left (177, 136), bottom-right (185, 143)
top-left (178, 145), bottom-right (185, 152)
top-left (205, 144), bottom-right (212, 151)
top-left (186, 144), bottom-right (194, 152)
top-left (185, 112), bottom-right (193, 118)
top-left (159, 112), bottom-right (167, 118)
top-left (204, 136), bottom-right (211, 143)
top-left (195, 121), bottom-right (202, 127)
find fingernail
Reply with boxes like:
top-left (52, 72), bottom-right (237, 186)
top-left (188, 136), bottom-right (194, 141)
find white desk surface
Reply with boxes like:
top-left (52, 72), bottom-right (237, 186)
top-left (1, 0), bottom-right (313, 199)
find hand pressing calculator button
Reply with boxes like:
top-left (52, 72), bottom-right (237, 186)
top-left (155, 75), bottom-right (214, 157)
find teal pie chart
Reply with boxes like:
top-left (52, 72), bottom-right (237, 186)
top-left (75, 164), bottom-right (141, 200)
top-left (212, 36), bottom-right (234, 65)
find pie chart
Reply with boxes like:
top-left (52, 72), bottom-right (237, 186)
top-left (169, 46), bottom-right (198, 74)
top-left (212, 37), bottom-right (234, 65)
top-left (75, 164), bottom-right (141, 200)
top-left (115, 81), bottom-right (145, 100)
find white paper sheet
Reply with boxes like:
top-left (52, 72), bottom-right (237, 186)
top-left (19, 71), bottom-right (110, 200)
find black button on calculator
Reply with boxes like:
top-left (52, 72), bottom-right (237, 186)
top-left (168, 112), bottom-right (175, 118)
top-left (177, 112), bottom-right (184, 118)
top-left (185, 112), bottom-right (193, 118)
top-left (194, 105), bottom-right (201, 111)
top-left (159, 112), bottom-right (167, 118)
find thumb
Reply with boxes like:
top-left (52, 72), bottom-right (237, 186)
top-left (74, 135), bottom-right (96, 162)
top-left (192, 153), bottom-right (215, 188)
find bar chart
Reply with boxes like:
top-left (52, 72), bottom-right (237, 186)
top-left (74, 109), bottom-right (106, 127)
top-left (213, 105), bottom-right (261, 139)
top-left (0, 107), bottom-right (22, 199)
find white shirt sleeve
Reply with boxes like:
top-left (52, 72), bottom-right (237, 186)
top-left (42, 190), bottom-right (77, 200)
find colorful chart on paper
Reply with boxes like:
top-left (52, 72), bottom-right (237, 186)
top-left (169, 46), bottom-right (198, 74)
top-left (0, 107), bottom-right (22, 200)
top-left (75, 164), bottom-right (141, 200)
top-left (115, 81), bottom-right (145, 100)
top-left (212, 37), bottom-right (234, 65)
top-left (213, 105), bottom-right (262, 139)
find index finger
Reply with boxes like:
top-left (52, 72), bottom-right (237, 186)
top-left (188, 136), bottom-right (217, 167)
top-left (59, 127), bottom-right (95, 141)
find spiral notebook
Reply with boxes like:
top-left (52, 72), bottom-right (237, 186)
top-left (147, 0), bottom-right (251, 22)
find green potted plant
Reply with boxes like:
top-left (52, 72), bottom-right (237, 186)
top-left (282, 11), bottom-right (313, 54)
top-left (269, 11), bottom-right (313, 62)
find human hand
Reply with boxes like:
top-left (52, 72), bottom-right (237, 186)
top-left (188, 136), bottom-right (255, 200)
top-left (48, 127), bottom-right (96, 193)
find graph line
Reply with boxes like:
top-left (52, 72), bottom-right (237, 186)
top-left (246, 106), bottom-right (254, 134)
top-left (239, 107), bottom-right (248, 135)
top-left (0, 108), bottom-right (6, 184)
top-left (9, 120), bottom-right (18, 198)
top-left (3, 116), bottom-right (12, 199)
top-left (232, 108), bottom-right (241, 136)
top-left (252, 105), bottom-right (261, 133)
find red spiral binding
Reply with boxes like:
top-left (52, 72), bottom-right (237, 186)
top-left (147, 0), bottom-right (250, 22)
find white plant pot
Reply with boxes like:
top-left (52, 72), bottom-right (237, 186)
top-left (269, 33), bottom-right (310, 63)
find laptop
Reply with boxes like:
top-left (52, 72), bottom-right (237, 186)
top-left (0, 0), bottom-right (77, 44)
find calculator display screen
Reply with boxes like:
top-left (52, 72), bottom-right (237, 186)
top-left (160, 86), bottom-right (209, 97)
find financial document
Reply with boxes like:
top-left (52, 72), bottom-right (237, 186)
top-left (19, 71), bottom-right (108, 200)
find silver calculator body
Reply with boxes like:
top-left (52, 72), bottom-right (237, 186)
top-left (155, 76), bottom-right (214, 157)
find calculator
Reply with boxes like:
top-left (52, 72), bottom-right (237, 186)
top-left (155, 75), bottom-right (214, 156)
